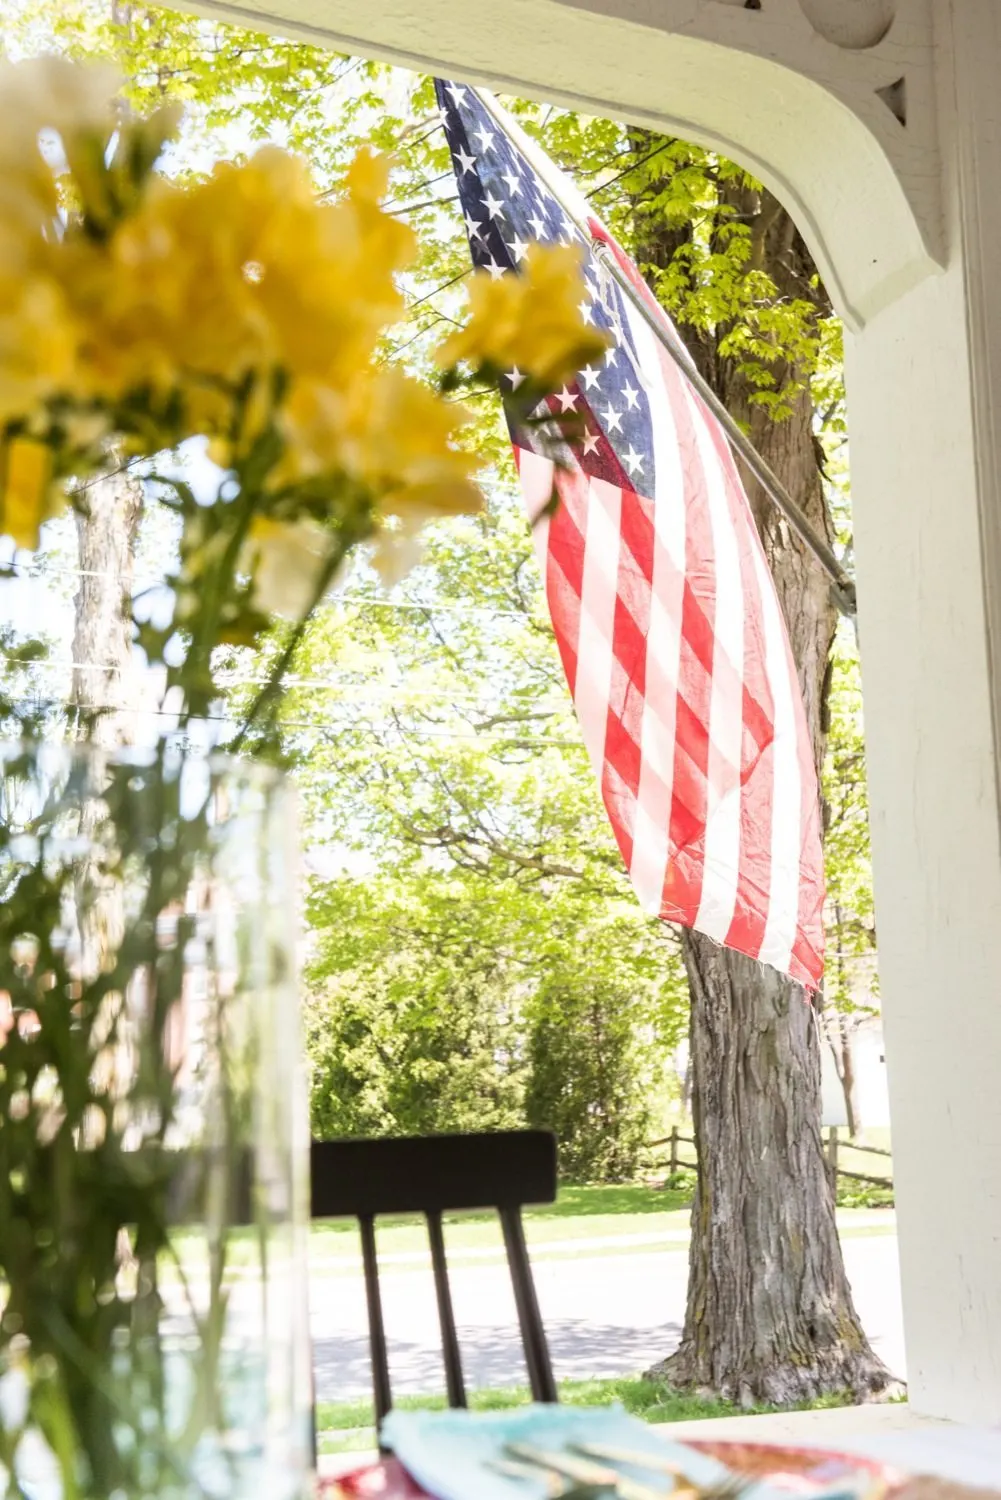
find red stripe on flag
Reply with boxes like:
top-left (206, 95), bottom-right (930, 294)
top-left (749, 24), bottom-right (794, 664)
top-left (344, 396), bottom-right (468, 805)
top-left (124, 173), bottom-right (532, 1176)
top-left (602, 490), bottom-right (656, 848)
top-left (788, 642), bottom-right (826, 987)
top-left (601, 731), bottom-right (641, 869)
top-left (543, 464), bottom-right (590, 696)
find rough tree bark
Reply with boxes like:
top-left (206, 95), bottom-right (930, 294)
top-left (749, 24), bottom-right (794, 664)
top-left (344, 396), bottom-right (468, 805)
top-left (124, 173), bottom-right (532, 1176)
top-left (71, 464), bottom-right (143, 743)
top-left (70, 464), bottom-right (144, 1219)
top-left (637, 174), bottom-right (891, 1401)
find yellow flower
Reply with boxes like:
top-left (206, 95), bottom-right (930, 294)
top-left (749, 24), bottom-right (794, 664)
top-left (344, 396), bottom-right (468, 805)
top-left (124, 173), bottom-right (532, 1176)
top-left (342, 146), bottom-right (390, 205)
top-left (0, 277), bottom-right (78, 427)
top-left (271, 379), bottom-right (348, 484)
top-left (437, 243), bottom-right (611, 389)
top-left (59, 143), bottom-right (416, 429)
top-left (0, 436), bottom-right (55, 551)
top-left (270, 368), bottom-right (483, 582)
top-left (366, 527), bottom-right (419, 584)
top-left (279, 369), bottom-right (484, 523)
top-left (358, 370), bottom-right (484, 522)
top-left (240, 515), bottom-right (340, 618)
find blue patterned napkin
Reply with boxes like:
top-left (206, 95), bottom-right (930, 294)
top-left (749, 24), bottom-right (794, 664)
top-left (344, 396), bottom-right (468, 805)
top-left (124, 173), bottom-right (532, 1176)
top-left (381, 1404), bottom-right (871, 1500)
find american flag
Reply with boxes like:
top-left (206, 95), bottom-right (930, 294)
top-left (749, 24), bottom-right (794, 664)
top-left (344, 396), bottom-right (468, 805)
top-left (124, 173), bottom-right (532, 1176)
top-left (435, 81), bottom-right (825, 989)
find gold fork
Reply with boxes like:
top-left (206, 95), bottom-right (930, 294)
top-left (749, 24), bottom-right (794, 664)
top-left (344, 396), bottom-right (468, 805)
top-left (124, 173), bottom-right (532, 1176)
top-left (487, 1455), bottom-right (606, 1498)
top-left (504, 1442), bottom-right (670, 1500)
top-left (574, 1441), bottom-right (752, 1500)
top-left (509, 1440), bottom-right (754, 1500)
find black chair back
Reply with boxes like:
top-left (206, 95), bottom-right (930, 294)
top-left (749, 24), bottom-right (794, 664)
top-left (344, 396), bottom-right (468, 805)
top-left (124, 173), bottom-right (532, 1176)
top-left (310, 1130), bottom-right (559, 1427)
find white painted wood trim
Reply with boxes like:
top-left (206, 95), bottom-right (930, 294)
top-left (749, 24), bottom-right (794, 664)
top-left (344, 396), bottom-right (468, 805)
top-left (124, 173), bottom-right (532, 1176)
top-left (175, 0), bottom-right (941, 329)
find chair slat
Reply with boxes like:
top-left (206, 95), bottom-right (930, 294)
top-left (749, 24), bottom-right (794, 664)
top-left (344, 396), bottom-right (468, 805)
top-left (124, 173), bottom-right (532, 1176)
top-left (358, 1214), bottom-right (393, 1438)
top-left (499, 1204), bottom-right (558, 1404)
top-left (426, 1210), bottom-right (467, 1409)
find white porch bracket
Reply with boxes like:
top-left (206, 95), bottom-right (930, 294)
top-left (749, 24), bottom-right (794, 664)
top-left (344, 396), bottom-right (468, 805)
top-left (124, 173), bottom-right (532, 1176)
top-left (187, 0), bottom-right (944, 331)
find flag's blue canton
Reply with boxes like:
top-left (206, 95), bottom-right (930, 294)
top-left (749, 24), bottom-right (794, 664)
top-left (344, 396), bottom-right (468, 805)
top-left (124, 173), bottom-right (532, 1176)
top-left (435, 80), bottom-right (656, 494)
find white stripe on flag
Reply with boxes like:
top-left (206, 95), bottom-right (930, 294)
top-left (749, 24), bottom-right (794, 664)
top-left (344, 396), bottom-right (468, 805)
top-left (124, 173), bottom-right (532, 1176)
top-left (624, 301), bottom-right (686, 914)
top-left (574, 477), bottom-right (622, 779)
top-left (748, 537), bottom-right (801, 975)
top-left (687, 387), bottom-right (745, 944)
top-left (517, 448), bottom-right (555, 574)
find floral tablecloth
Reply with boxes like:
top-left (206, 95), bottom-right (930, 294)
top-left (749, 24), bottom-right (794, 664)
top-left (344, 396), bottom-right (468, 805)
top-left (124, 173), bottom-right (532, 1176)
top-left (319, 1428), bottom-right (1001, 1500)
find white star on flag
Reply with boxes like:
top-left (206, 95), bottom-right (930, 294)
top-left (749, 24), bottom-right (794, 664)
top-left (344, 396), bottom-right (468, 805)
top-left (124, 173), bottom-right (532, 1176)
top-left (581, 428), bottom-right (600, 455)
top-left (602, 404), bottom-right (623, 433)
top-left (556, 387), bottom-right (578, 412)
top-left (622, 446), bottom-right (644, 476)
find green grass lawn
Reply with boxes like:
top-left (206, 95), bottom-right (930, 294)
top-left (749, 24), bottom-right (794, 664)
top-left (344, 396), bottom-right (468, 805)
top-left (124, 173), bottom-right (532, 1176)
top-left (307, 1180), bottom-right (894, 1271)
top-left (164, 1180), bottom-right (893, 1283)
top-left (309, 1183), bottom-right (695, 1265)
top-left (318, 1377), bottom-right (861, 1455)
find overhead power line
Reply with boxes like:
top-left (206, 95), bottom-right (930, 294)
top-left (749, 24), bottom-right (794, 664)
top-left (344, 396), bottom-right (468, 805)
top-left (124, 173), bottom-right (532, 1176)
top-left (17, 658), bottom-right (571, 710)
top-left (9, 694), bottom-right (589, 751)
top-left (4, 558), bottom-right (543, 623)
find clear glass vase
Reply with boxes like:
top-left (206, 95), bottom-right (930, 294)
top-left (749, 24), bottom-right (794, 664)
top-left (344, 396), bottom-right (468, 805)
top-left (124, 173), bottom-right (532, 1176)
top-left (0, 740), bottom-right (312, 1499)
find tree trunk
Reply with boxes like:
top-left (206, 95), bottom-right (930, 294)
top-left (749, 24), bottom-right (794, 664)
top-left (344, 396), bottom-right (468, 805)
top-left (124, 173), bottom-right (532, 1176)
top-left (680, 1050), bottom-right (693, 1118)
top-left (658, 941), bottom-right (884, 1403)
top-left (830, 907), bottom-right (863, 1141)
top-left (71, 464), bottom-right (143, 744)
top-left (831, 1011), bottom-right (861, 1143)
top-left (69, 465), bottom-right (144, 1190)
top-left (638, 176), bottom-right (891, 1399)
top-left (840, 1032), bottom-right (859, 1142)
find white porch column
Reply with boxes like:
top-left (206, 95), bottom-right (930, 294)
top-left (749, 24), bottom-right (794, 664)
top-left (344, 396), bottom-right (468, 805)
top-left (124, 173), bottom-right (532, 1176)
top-left (846, 0), bottom-right (1001, 1423)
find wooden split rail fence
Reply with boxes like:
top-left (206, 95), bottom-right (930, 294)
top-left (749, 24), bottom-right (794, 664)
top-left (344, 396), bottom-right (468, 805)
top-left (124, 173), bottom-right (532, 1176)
top-left (822, 1128), bottom-right (893, 1190)
top-left (649, 1126), bottom-right (893, 1192)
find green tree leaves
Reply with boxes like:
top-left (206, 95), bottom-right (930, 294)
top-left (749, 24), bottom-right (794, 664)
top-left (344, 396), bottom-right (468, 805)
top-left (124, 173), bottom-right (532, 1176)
top-left (289, 493), bottom-right (688, 1173)
top-left (0, 0), bottom-right (877, 1169)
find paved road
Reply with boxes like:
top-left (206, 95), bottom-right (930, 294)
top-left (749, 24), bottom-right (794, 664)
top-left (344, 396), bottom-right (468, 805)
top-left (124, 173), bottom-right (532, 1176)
top-left (309, 1234), bottom-right (905, 1403)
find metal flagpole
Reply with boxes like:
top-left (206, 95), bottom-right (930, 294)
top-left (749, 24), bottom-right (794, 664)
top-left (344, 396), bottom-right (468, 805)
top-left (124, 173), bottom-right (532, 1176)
top-left (469, 87), bottom-right (857, 620)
